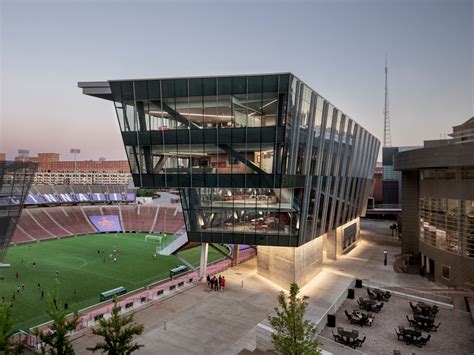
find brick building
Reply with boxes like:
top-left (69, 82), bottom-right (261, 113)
top-left (14, 153), bottom-right (131, 185)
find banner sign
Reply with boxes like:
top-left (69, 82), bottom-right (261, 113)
top-left (89, 215), bottom-right (122, 232)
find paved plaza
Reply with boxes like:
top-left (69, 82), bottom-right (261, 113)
top-left (319, 286), bottom-right (474, 354)
top-left (70, 219), bottom-right (474, 354)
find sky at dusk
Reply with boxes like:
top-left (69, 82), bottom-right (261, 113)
top-left (1, 0), bottom-right (472, 161)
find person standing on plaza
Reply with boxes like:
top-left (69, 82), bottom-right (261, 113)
top-left (206, 274), bottom-right (211, 288)
top-left (220, 276), bottom-right (225, 291)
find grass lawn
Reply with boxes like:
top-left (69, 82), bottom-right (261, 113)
top-left (0, 233), bottom-right (227, 331)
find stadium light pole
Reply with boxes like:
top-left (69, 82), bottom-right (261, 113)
top-left (18, 149), bottom-right (29, 162)
top-left (70, 148), bottom-right (80, 184)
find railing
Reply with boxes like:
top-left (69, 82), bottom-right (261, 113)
top-left (18, 248), bottom-right (256, 350)
top-left (362, 279), bottom-right (453, 307)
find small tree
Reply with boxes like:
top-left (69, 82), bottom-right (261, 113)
top-left (0, 299), bottom-right (24, 354)
top-left (268, 283), bottom-right (320, 355)
top-left (33, 280), bottom-right (79, 355)
top-left (87, 300), bottom-right (144, 354)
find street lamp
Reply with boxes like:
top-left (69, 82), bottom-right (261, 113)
top-left (70, 149), bottom-right (80, 184)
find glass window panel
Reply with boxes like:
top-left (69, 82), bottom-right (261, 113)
top-left (161, 80), bottom-right (175, 98)
top-left (175, 79), bottom-right (188, 97)
top-left (248, 76), bottom-right (263, 93)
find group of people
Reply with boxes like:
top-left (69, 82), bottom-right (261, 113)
top-left (97, 247), bottom-right (120, 263)
top-left (206, 274), bottom-right (226, 291)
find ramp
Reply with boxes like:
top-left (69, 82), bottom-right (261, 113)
top-left (157, 231), bottom-right (188, 256)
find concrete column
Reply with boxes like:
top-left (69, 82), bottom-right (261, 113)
top-left (326, 231), bottom-right (337, 260)
top-left (232, 244), bottom-right (240, 266)
top-left (199, 243), bottom-right (208, 280)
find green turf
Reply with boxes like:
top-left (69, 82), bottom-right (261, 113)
top-left (0, 233), bottom-right (227, 331)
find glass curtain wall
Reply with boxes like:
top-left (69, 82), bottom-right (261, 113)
top-left (419, 196), bottom-right (474, 258)
top-left (109, 74), bottom-right (379, 247)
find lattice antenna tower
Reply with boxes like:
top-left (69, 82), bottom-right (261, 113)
top-left (383, 55), bottom-right (392, 147)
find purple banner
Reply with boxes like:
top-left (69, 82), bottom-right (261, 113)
top-left (89, 215), bottom-right (122, 232)
top-left (75, 193), bottom-right (90, 202)
top-left (58, 193), bottom-right (75, 203)
top-left (43, 194), bottom-right (59, 203)
top-left (108, 193), bottom-right (122, 201)
top-left (92, 193), bottom-right (106, 202)
top-left (126, 193), bottom-right (136, 202)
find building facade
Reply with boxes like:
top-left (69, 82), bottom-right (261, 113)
top-left (394, 118), bottom-right (474, 288)
top-left (80, 73), bottom-right (379, 287)
top-left (0, 161), bottom-right (36, 262)
top-left (14, 153), bottom-right (131, 185)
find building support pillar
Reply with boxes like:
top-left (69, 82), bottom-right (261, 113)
top-left (232, 244), bottom-right (240, 266)
top-left (326, 231), bottom-right (337, 260)
top-left (199, 243), bottom-right (208, 280)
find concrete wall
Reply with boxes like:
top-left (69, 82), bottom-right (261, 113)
top-left (420, 241), bottom-right (474, 289)
top-left (257, 236), bottom-right (323, 289)
top-left (400, 171), bottom-right (419, 254)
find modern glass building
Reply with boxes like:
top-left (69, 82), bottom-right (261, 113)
top-left (0, 161), bottom-right (37, 263)
top-left (79, 73), bottom-right (379, 287)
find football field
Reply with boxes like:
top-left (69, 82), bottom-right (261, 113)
top-left (0, 233), bottom-right (227, 331)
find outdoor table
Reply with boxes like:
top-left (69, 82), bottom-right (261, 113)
top-left (403, 328), bottom-right (422, 343)
top-left (339, 330), bottom-right (357, 344)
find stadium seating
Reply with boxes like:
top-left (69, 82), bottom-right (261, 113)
top-left (27, 209), bottom-right (70, 237)
top-left (11, 226), bottom-right (35, 244)
top-left (14, 211), bottom-right (53, 240)
top-left (10, 204), bottom-right (185, 245)
top-left (153, 206), bottom-right (185, 234)
top-left (55, 207), bottom-right (95, 235)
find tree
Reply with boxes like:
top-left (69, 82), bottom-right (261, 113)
top-left (268, 283), bottom-right (320, 355)
top-left (33, 280), bottom-right (79, 355)
top-left (0, 299), bottom-right (23, 354)
top-left (87, 300), bottom-right (144, 355)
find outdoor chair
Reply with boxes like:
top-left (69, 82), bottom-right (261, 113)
top-left (372, 302), bottom-right (384, 313)
top-left (332, 330), bottom-right (341, 342)
top-left (429, 322), bottom-right (441, 332)
top-left (345, 310), bottom-right (357, 324)
top-left (355, 336), bottom-right (366, 347)
top-left (337, 327), bottom-right (344, 334)
top-left (394, 328), bottom-right (404, 340)
top-left (419, 334), bottom-right (431, 345)
top-left (406, 315), bottom-right (418, 328)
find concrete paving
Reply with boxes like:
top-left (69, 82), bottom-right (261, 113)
top-left (320, 286), bottom-right (474, 354)
top-left (70, 219), bottom-right (473, 354)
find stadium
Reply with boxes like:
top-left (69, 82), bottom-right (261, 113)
top-left (1, 183), bottom-right (236, 331)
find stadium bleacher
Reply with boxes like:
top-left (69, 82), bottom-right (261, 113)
top-left (10, 204), bottom-right (185, 245)
top-left (23, 185), bottom-right (136, 206)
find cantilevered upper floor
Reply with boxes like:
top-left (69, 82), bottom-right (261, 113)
top-left (79, 73), bottom-right (379, 247)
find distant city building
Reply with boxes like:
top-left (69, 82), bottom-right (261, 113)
top-left (0, 153), bottom-right (5, 161)
top-left (14, 153), bottom-right (132, 185)
top-left (394, 117), bottom-right (474, 287)
top-left (382, 146), bottom-right (419, 206)
top-left (373, 164), bottom-right (383, 203)
top-left (450, 117), bottom-right (474, 144)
